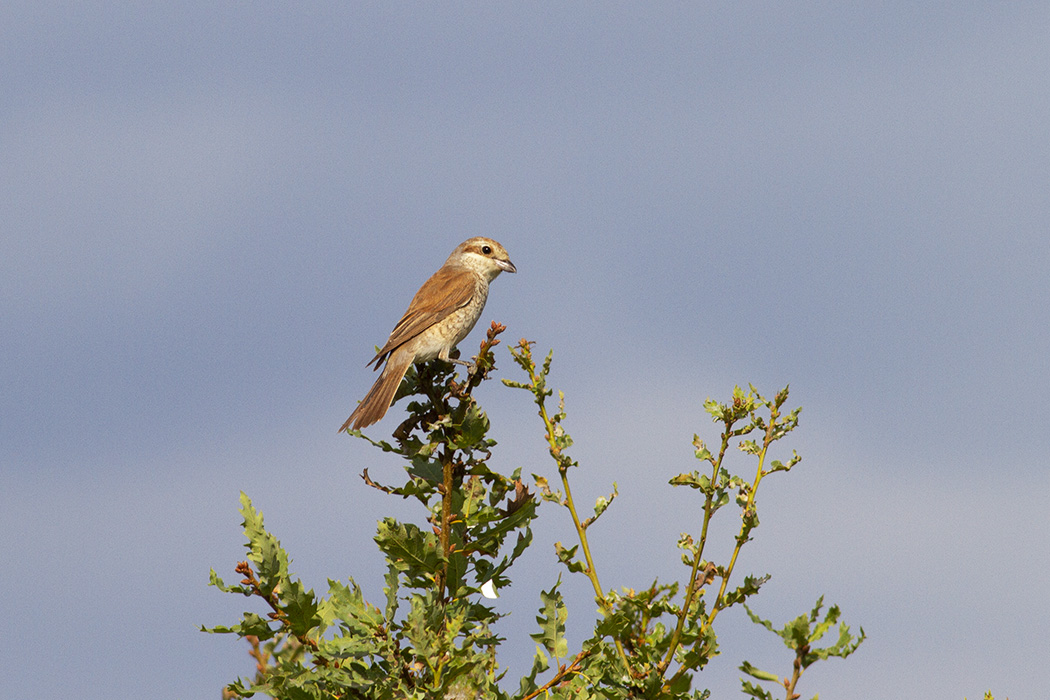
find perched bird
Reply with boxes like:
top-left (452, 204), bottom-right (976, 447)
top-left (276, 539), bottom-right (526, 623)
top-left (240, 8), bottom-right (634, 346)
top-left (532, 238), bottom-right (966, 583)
top-left (340, 237), bottom-right (516, 432)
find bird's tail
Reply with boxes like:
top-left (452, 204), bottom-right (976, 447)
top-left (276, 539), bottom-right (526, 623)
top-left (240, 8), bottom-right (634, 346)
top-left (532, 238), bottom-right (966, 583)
top-left (339, 352), bottom-right (412, 432)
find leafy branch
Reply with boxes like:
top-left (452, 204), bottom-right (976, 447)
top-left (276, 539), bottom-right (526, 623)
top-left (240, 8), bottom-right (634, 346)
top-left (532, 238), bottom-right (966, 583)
top-left (662, 387), bottom-right (801, 691)
top-left (206, 333), bottom-right (864, 700)
top-left (504, 340), bottom-right (631, 672)
top-left (740, 598), bottom-right (865, 700)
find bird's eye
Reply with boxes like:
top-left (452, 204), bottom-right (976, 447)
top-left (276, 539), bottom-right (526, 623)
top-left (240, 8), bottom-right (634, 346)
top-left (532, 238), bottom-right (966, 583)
top-left (481, 245), bottom-right (492, 255)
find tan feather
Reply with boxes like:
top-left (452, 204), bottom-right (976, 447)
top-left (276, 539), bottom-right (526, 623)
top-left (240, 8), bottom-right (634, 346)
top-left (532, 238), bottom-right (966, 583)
top-left (368, 265), bottom-right (477, 367)
top-left (340, 350), bottom-right (413, 432)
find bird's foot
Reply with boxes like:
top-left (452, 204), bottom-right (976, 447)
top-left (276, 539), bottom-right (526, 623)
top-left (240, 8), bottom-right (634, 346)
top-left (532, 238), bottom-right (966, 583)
top-left (448, 357), bottom-right (476, 372)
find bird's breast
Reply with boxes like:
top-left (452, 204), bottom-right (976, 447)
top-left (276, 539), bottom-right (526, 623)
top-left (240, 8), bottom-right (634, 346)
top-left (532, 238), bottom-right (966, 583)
top-left (405, 278), bottom-right (489, 362)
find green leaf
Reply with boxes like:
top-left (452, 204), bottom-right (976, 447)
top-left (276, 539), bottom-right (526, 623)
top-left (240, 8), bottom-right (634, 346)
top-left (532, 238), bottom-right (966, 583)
top-left (455, 403), bottom-right (490, 448)
top-left (740, 679), bottom-right (775, 700)
top-left (739, 660), bottom-right (780, 683)
top-left (664, 670), bottom-right (693, 695)
top-left (469, 496), bottom-right (537, 556)
top-left (207, 611), bottom-right (276, 640)
top-left (531, 579), bottom-right (568, 659)
top-left (403, 592), bottom-right (443, 665)
top-left (669, 471), bottom-right (711, 491)
top-left (280, 579), bottom-right (321, 638)
top-left (374, 518), bottom-right (443, 588)
top-left (808, 602), bottom-right (839, 645)
top-left (406, 455), bottom-right (444, 486)
top-left (239, 492), bottom-right (291, 598)
top-left (585, 483), bottom-right (617, 526)
top-left (704, 398), bottom-right (725, 421)
top-left (518, 645), bottom-right (551, 697)
top-left (677, 623), bottom-right (719, 672)
top-left (743, 603), bottom-right (776, 633)
top-left (693, 434), bottom-right (712, 461)
top-left (508, 526), bottom-right (534, 565)
top-left (318, 578), bottom-right (384, 640)
top-left (447, 551), bottom-right (468, 597)
top-left (551, 422), bottom-right (573, 451)
top-left (208, 568), bottom-right (249, 596)
top-left (767, 450), bottom-right (802, 475)
top-left (722, 574), bottom-right (770, 607)
top-left (746, 598), bottom-right (866, 676)
top-left (739, 439), bottom-right (761, 455)
top-left (554, 542), bottom-right (586, 574)
top-left (383, 564), bottom-right (400, 622)
top-left (593, 607), bottom-right (633, 640)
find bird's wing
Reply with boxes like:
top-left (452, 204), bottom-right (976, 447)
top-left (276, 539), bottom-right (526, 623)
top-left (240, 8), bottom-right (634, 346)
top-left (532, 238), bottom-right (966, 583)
top-left (369, 264), bottom-right (475, 364)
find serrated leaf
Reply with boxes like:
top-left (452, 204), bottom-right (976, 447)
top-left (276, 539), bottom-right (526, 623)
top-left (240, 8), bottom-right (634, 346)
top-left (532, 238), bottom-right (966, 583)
top-left (509, 527), bottom-right (534, 564)
top-left (747, 597), bottom-right (866, 675)
top-left (238, 493), bottom-right (290, 599)
top-left (740, 679), bottom-right (775, 700)
top-left (383, 564), bottom-right (400, 622)
top-left (704, 398), bottom-right (725, 421)
top-left (554, 542), bottom-right (586, 574)
top-left (722, 574), bottom-right (770, 607)
top-left (743, 604), bottom-right (776, 633)
top-left (208, 568), bottom-right (249, 596)
top-left (808, 603), bottom-right (839, 645)
top-left (406, 456), bottom-right (443, 486)
top-left (455, 403), bottom-right (490, 448)
top-left (470, 496), bottom-right (537, 555)
top-left (677, 623), bottom-right (719, 672)
top-left (319, 578), bottom-right (383, 638)
top-left (374, 518), bottom-right (443, 588)
top-left (739, 439), bottom-right (761, 455)
top-left (670, 471), bottom-right (711, 491)
top-left (531, 579), bottom-right (568, 659)
top-left (281, 579), bottom-right (321, 638)
top-left (219, 612), bottom-right (276, 641)
top-left (593, 608), bottom-right (633, 639)
top-left (518, 645), bottom-right (551, 696)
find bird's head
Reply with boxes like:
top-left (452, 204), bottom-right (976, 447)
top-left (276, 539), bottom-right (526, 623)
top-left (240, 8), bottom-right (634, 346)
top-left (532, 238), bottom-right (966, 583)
top-left (450, 237), bottom-right (517, 280)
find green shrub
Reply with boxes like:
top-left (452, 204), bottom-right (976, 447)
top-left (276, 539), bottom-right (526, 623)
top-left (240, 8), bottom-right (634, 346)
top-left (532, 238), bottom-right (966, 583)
top-left (205, 324), bottom-right (863, 699)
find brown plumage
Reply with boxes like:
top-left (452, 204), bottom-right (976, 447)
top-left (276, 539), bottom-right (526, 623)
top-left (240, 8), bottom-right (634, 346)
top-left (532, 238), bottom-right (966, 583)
top-left (340, 237), bottom-right (516, 432)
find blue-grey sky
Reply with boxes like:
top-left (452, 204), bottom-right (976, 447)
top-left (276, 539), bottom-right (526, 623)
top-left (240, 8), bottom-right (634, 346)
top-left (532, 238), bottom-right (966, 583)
top-left (3, 3), bottom-right (1048, 698)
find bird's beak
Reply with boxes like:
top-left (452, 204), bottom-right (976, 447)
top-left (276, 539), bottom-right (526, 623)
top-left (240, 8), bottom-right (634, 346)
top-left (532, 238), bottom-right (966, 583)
top-left (497, 259), bottom-right (517, 274)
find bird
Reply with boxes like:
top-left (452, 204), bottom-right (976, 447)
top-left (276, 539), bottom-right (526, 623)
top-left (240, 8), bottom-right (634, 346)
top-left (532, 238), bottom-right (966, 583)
top-left (339, 237), bottom-right (516, 432)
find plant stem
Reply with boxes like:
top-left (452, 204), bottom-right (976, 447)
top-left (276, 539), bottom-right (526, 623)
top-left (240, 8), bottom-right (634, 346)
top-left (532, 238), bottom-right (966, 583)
top-left (658, 426), bottom-right (733, 674)
top-left (520, 649), bottom-right (591, 700)
top-left (784, 647), bottom-right (804, 700)
top-left (519, 347), bottom-right (632, 673)
top-left (438, 445), bottom-right (453, 601)
top-left (664, 399), bottom-right (781, 691)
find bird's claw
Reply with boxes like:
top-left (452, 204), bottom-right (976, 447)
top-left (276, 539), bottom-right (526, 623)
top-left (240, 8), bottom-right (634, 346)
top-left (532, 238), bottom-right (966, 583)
top-left (449, 357), bottom-right (478, 374)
